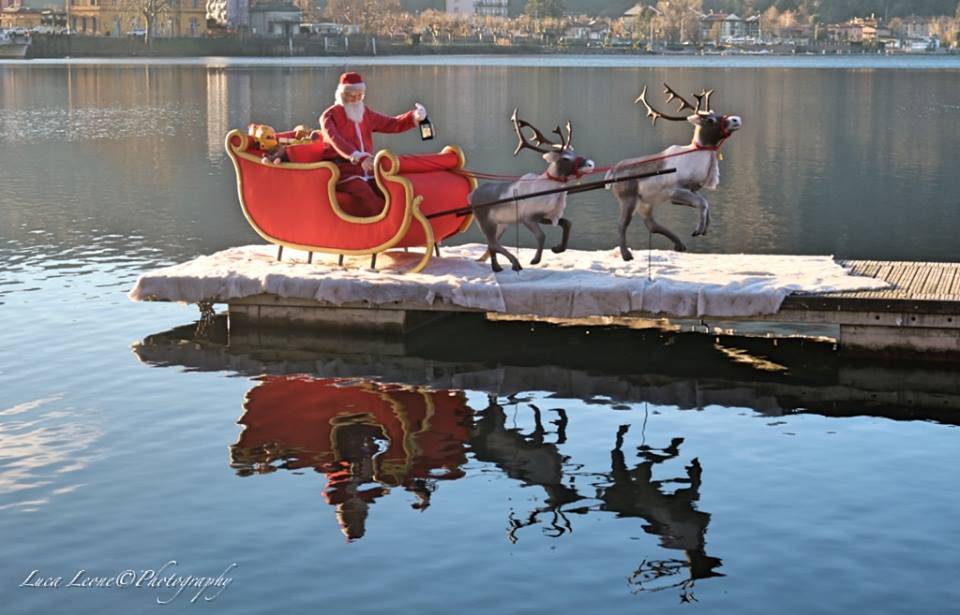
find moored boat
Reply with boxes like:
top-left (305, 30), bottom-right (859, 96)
top-left (0, 29), bottom-right (30, 59)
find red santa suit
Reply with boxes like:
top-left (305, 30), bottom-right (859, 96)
top-left (320, 72), bottom-right (422, 217)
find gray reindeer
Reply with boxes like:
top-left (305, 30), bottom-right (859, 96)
top-left (607, 84), bottom-right (742, 259)
top-left (470, 109), bottom-right (595, 272)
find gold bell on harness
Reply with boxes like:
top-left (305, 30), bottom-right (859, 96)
top-left (419, 116), bottom-right (434, 141)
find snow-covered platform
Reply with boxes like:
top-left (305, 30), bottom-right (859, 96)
top-left (128, 244), bottom-right (960, 359)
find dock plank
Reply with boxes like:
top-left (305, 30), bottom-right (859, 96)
top-left (787, 260), bottom-right (960, 315)
top-left (922, 267), bottom-right (945, 297)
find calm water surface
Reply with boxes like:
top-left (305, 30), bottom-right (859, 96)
top-left (1, 57), bottom-right (959, 613)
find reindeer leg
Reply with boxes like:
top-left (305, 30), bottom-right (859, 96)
top-left (491, 224), bottom-right (523, 271)
top-left (670, 189), bottom-right (711, 237)
top-left (550, 218), bottom-right (572, 254)
top-left (476, 217), bottom-right (504, 272)
top-left (522, 218), bottom-right (546, 265)
top-left (642, 214), bottom-right (687, 252)
top-left (477, 224), bottom-right (509, 262)
top-left (617, 200), bottom-right (637, 261)
top-left (613, 183), bottom-right (639, 261)
top-left (494, 242), bottom-right (523, 271)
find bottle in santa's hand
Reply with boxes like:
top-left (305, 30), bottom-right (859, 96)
top-left (419, 116), bottom-right (434, 141)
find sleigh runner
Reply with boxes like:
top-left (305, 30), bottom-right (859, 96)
top-left (225, 129), bottom-right (476, 273)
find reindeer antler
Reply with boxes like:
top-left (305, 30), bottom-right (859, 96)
top-left (693, 89), bottom-right (715, 114)
top-left (635, 85), bottom-right (691, 125)
top-left (511, 108), bottom-right (562, 156)
top-left (663, 84), bottom-right (697, 114)
top-left (550, 120), bottom-right (574, 150)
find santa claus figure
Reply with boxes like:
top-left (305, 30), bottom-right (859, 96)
top-left (320, 71), bottom-right (427, 217)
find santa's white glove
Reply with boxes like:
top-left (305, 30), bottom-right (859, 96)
top-left (413, 103), bottom-right (427, 122)
top-left (349, 151), bottom-right (366, 164)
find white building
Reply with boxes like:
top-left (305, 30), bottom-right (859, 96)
top-left (207, 0), bottom-right (249, 28)
top-left (249, 1), bottom-right (300, 36)
top-left (445, 0), bottom-right (475, 16)
top-left (475, 0), bottom-right (508, 17)
top-left (445, 0), bottom-right (507, 17)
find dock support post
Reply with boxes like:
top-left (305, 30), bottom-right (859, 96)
top-left (307, 251), bottom-right (313, 264)
top-left (435, 244), bottom-right (441, 258)
top-left (338, 254), bottom-right (344, 266)
top-left (277, 246), bottom-right (283, 262)
top-left (370, 253), bottom-right (378, 270)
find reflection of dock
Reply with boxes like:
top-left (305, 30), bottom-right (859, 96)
top-left (132, 315), bottom-right (960, 424)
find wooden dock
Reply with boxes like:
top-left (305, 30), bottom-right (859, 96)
top-left (228, 259), bottom-right (960, 361)
top-left (772, 260), bottom-right (960, 358)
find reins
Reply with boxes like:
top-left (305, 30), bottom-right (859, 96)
top-left (424, 167), bottom-right (678, 220)
top-left (403, 140), bottom-right (725, 183)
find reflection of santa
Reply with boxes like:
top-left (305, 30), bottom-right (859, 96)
top-left (320, 72), bottom-right (427, 217)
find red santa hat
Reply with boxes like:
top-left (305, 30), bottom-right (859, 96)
top-left (335, 72), bottom-right (366, 103)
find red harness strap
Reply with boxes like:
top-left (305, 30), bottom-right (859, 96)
top-left (546, 156), bottom-right (588, 183)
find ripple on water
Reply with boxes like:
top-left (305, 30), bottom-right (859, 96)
top-left (0, 396), bottom-right (101, 513)
top-left (0, 104), bottom-right (202, 144)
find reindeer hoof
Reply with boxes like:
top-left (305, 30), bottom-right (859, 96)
top-left (492, 263), bottom-right (503, 273)
top-left (675, 243), bottom-right (688, 252)
top-left (551, 245), bottom-right (566, 254)
top-left (621, 250), bottom-right (634, 261)
top-left (512, 263), bottom-right (523, 272)
top-left (530, 257), bottom-right (541, 265)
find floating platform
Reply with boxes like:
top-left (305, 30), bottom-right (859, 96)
top-left (128, 244), bottom-right (960, 361)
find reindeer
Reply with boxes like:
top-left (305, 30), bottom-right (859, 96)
top-left (470, 109), bottom-right (595, 272)
top-left (607, 84), bottom-right (742, 259)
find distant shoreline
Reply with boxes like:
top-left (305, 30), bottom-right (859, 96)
top-left (7, 54), bottom-right (960, 71)
top-left (18, 34), bottom-right (959, 61)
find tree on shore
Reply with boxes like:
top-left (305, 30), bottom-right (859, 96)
top-left (525, 0), bottom-right (565, 19)
top-left (128, 0), bottom-right (175, 46)
top-left (326, 0), bottom-right (402, 34)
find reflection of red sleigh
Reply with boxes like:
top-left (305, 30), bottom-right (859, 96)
top-left (225, 130), bottom-right (476, 273)
top-left (232, 376), bottom-right (472, 539)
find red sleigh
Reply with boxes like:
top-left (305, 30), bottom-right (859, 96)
top-left (224, 129), bottom-right (476, 273)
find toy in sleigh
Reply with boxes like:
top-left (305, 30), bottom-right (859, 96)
top-left (224, 127), bottom-right (476, 273)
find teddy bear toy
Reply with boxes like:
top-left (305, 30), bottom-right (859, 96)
top-left (247, 124), bottom-right (323, 165)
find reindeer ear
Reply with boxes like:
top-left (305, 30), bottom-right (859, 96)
top-left (687, 114), bottom-right (703, 126)
top-left (542, 151), bottom-right (561, 163)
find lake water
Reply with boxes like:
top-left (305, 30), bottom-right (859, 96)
top-left (2, 56), bottom-right (959, 614)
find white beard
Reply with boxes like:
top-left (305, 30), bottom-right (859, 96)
top-left (343, 102), bottom-right (365, 123)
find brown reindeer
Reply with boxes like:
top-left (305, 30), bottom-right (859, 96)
top-left (471, 110), bottom-right (595, 272)
top-left (606, 84), bottom-right (742, 258)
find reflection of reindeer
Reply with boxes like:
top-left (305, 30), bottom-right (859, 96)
top-left (600, 425), bottom-right (723, 602)
top-left (469, 397), bottom-right (580, 541)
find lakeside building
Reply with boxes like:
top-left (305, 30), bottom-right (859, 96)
top-left (207, 0), bottom-right (250, 29)
top-left (249, 1), bottom-right (299, 36)
top-left (446, 0), bottom-right (507, 18)
top-left (65, 0), bottom-right (207, 36)
top-left (1, 0), bottom-right (65, 31)
top-left (698, 13), bottom-right (761, 43)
